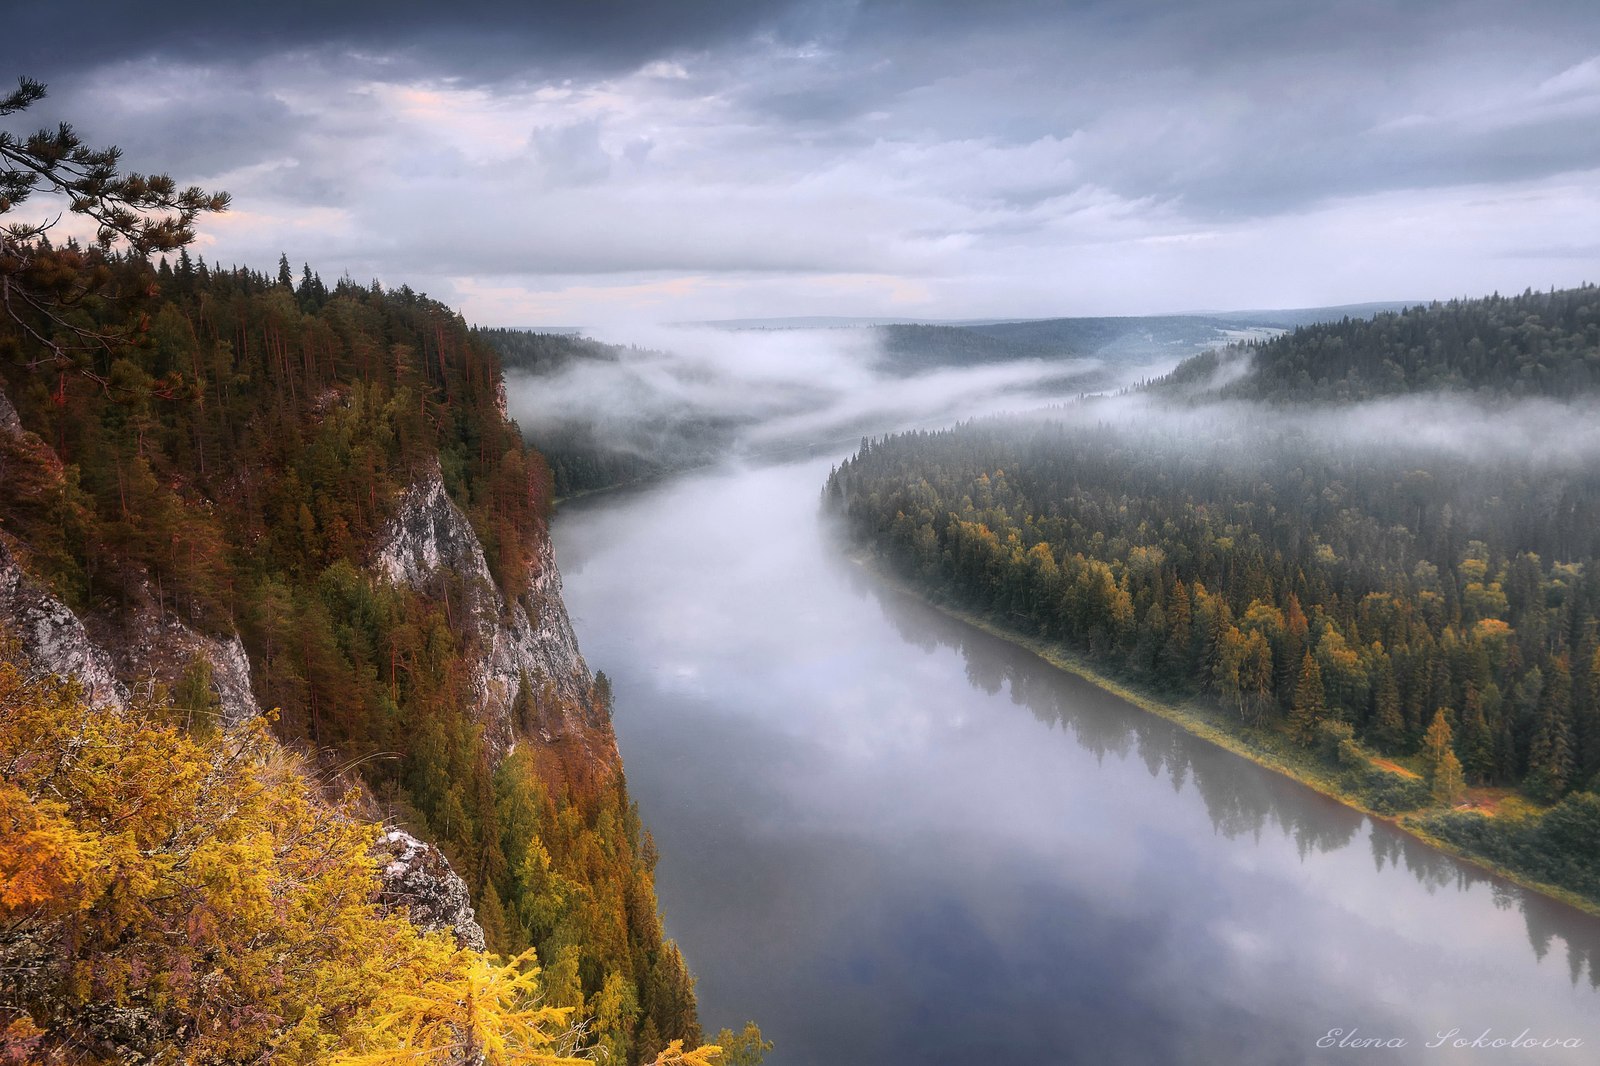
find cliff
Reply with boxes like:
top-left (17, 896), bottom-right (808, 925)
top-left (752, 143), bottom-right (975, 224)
top-left (0, 257), bottom-right (703, 1063)
top-left (0, 411), bottom-right (260, 731)
top-left (373, 460), bottom-right (619, 782)
top-left (0, 537), bottom-right (126, 709)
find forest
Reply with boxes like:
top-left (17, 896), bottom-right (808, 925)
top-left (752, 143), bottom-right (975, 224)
top-left (0, 237), bottom-right (738, 1063)
top-left (826, 286), bottom-right (1600, 907)
top-left (1161, 284), bottom-right (1600, 399)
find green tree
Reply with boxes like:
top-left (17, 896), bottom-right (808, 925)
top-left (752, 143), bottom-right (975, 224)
top-left (1370, 661), bottom-right (1405, 754)
top-left (1288, 651), bottom-right (1325, 745)
top-left (171, 652), bottom-right (223, 737)
top-left (710, 1022), bottom-right (773, 1066)
top-left (1, 77), bottom-right (227, 356)
top-left (1527, 662), bottom-right (1576, 803)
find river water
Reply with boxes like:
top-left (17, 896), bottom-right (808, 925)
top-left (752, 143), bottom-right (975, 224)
top-left (553, 455), bottom-right (1600, 1066)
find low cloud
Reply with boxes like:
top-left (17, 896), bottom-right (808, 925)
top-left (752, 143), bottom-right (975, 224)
top-left (502, 326), bottom-right (1113, 466)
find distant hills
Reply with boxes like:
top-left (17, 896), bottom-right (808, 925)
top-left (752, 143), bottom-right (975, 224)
top-left (495, 301), bottom-right (1419, 384)
top-left (1163, 285), bottom-right (1600, 399)
top-left (478, 298), bottom-right (1456, 493)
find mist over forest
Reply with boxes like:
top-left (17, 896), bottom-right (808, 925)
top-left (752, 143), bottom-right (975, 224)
top-left (486, 287), bottom-right (1600, 496)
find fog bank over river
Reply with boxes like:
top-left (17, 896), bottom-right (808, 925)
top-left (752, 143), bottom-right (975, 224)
top-left (554, 454), bottom-right (1600, 1065)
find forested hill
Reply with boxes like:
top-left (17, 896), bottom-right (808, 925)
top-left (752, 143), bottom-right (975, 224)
top-left (827, 415), bottom-right (1600, 909)
top-left (0, 244), bottom-right (717, 1063)
top-left (1162, 284), bottom-right (1600, 399)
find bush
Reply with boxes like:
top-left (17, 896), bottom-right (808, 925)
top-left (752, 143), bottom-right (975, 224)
top-left (1347, 764), bottom-right (1430, 813)
top-left (1422, 792), bottom-right (1600, 904)
top-left (1313, 720), bottom-right (1358, 766)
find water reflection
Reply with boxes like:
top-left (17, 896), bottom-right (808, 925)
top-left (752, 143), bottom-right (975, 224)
top-left (849, 554), bottom-right (1600, 991)
top-left (555, 456), bottom-right (1600, 1065)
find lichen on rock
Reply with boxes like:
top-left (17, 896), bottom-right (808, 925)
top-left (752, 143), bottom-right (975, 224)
top-left (373, 829), bottom-right (487, 951)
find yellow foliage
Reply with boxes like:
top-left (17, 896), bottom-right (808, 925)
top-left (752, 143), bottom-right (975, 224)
top-left (0, 781), bottom-right (106, 915)
top-left (0, 651), bottom-right (596, 1065)
top-left (649, 1039), bottom-right (725, 1066)
top-left (331, 948), bottom-right (585, 1066)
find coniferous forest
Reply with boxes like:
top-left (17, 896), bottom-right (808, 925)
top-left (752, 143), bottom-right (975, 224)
top-left (827, 286), bottom-right (1600, 908)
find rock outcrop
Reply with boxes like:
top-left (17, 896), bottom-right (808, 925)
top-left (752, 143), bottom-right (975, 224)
top-left (0, 537), bottom-right (127, 708)
top-left (372, 461), bottom-right (611, 768)
top-left (374, 829), bottom-right (487, 951)
top-left (85, 600), bottom-right (264, 727)
top-left (0, 547), bottom-right (263, 725)
top-left (0, 384), bottom-right (263, 724)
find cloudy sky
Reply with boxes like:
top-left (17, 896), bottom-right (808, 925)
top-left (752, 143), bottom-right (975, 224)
top-left (8, 0), bottom-right (1600, 324)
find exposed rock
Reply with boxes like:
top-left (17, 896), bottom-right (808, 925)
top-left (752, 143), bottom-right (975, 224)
top-left (0, 383), bottom-right (259, 722)
top-left (372, 461), bottom-right (609, 766)
top-left (86, 602), bottom-right (264, 727)
top-left (0, 537), bottom-right (127, 708)
top-left (374, 829), bottom-right (486, 951)
top-left (208, 632), bottom-right (263, 725)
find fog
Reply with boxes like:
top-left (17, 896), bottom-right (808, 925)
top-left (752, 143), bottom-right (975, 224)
top-left (502, 319), bottom-right (1600, 480)
top-left (501, 324), bottom-right (1121, 469)
top-left (525, 317), bottom-right (1600, 1063)
top-left (1025, 389), bottom-right (1600, 469)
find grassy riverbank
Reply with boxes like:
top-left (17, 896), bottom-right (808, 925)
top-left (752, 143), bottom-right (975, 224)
top-left (851, 551), bottom-right (1600, 920)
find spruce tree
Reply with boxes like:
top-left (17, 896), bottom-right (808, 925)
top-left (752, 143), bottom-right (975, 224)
top-left (1371, 662), bottom-right (1405, 753)
top-left (1526, 667), bottom-right (1576, 803)
top-left (1288, 650), bottom-right (1325, 745)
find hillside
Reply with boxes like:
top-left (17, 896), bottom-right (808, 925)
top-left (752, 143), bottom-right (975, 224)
top-left (1163, 285), bottom-right (1600, 399)
top-left (0, 244), bottom-right (718, 1064)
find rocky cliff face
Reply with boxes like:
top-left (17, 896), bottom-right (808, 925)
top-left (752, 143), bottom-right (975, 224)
top-left (0, 387), bottom-right (261, 723)
top-left (0, 527), bottom-right (262, 726)
top-left (0, 537), bottom-right (127, 708)
top-left (86, 603), bottom-right (264, 726)
top-left (372, 461), bottom-right (616, 772)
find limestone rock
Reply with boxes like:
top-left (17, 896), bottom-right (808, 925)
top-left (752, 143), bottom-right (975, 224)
top-left (87, 602), bottom-right (264, 727)
top-left (372, 461), bottom-right (605, 763)
top-left (0, 537), bottom-right (127, 708)
top-left (374, 829), bottom-right (487, 951)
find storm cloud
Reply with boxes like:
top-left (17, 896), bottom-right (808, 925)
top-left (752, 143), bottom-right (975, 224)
top-left (7, 0), bottom-right (1599, 322)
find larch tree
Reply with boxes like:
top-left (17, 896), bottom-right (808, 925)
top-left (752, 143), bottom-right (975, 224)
top-left (1422, 709), bottom-right (1466, 805)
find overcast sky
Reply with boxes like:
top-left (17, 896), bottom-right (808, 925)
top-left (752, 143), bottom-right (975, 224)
top-left (8, 0), bottom-right (1600, 324)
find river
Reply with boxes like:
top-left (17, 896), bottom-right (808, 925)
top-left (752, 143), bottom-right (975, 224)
top-left (553, 455), bottom-right (1600, 1066)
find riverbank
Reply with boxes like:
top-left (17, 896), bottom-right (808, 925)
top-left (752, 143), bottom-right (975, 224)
top-left (848, 549), bottom-right (1600, 921)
